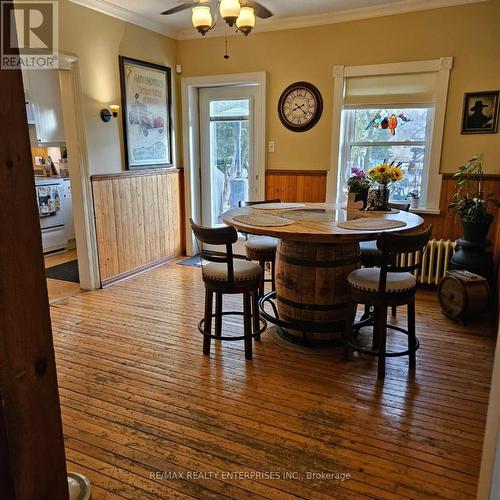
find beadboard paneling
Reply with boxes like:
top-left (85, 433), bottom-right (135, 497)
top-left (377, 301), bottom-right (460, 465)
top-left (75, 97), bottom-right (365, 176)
top-left (92, 169), bottom-right (183, 286)
top-left (265, 170), bottom-right (327, 202)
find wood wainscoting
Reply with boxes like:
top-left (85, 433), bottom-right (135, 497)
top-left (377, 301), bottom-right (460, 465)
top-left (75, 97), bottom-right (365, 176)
top-left (91, 169), bottom-right (184, 287)
top-left (265, 170), bottom-right (327, 202)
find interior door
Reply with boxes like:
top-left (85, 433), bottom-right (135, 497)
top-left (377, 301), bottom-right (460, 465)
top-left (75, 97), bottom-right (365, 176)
top-left (199, 85), bottom-right (259, 232)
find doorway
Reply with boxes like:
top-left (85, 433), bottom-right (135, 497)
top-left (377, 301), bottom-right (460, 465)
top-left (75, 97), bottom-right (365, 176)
top-left (21, 55), bottom-right (100, 298)
top-left (181, 72), bottom-right (267, 255)
top-left (199, 85), bottom-right (259, 230)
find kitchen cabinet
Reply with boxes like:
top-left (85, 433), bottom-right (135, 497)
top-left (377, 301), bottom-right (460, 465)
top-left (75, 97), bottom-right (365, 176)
top-left (23, 69), bottom-right (65, 144)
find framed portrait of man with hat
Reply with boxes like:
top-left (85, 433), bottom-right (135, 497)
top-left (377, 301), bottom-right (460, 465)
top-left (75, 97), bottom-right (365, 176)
top-left (461, 90), bottom-right (499, 134)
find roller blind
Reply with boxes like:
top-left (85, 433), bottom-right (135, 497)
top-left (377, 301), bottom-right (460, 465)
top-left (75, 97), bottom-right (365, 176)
top-left (344, 72), bottom-right (438, 107)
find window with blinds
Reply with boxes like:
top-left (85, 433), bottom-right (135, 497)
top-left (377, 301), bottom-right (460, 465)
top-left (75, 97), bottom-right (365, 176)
top-left (338, 72), bottom-right (437, 203)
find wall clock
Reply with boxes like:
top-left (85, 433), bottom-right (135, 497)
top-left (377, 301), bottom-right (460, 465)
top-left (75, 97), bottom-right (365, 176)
top-left (278, 81), bottom-right (323, 132)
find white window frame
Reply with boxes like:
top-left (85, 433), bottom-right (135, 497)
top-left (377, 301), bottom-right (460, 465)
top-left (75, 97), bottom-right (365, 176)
top-left (326, 57), bottom-right (453, 214)
top-left (338, 104), bottom-right (434, 205)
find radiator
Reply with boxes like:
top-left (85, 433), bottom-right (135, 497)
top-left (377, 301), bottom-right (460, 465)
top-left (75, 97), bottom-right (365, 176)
top-left (398, 239), bottom-right (457, 286)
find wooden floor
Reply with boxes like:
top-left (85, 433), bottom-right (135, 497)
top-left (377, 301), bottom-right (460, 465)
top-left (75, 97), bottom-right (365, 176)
top-left (49, 259), bottom-right (496, 499)
top-left (45, 249), bottom-right (81, 303)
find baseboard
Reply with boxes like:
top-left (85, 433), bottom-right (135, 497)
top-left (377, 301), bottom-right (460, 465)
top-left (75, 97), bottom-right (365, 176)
top-left (101, 254), bottom-right (183, 288)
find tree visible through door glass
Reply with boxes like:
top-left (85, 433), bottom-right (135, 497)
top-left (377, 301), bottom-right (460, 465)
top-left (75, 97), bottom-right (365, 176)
top-left (210, 100), bottom-right (250, 224)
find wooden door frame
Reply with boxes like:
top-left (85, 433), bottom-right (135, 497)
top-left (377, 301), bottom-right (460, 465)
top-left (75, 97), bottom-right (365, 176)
top-left (0, 55), bottom-right (69, 499)
top-left (181, 72), bottom-right (267, 255)
top-left (58, 53), bottom-right (100, 290)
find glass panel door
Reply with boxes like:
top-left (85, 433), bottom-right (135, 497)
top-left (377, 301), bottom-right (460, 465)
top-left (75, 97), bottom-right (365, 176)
top-left (199, 86), bottom-right (258, 228)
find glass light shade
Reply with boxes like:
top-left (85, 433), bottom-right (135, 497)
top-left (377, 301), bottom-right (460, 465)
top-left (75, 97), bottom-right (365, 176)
top-left (192, 6), bottom-right (212, 35)
top-left (220, 0), bottom-right (240, 26)
top-left (236, 7), bottom-right (255, 35)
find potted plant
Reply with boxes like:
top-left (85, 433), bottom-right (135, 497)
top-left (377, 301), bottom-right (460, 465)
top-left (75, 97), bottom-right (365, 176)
top-left (449, 154), bottom-right (496, 243)
top-left (366, 161), bottom-right (404, 211)
top-left (406, 189), bottom-right (420, 209)
top-left (346, 167), bottom-right (370, 209)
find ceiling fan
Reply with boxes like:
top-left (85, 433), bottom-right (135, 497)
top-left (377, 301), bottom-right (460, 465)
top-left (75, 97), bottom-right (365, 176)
top-left (162, 0), bottom-right (273, 36)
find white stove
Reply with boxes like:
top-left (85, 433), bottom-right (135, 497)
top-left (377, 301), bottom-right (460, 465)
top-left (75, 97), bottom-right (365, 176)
top-left (35, 177), bottom-right (69, 253)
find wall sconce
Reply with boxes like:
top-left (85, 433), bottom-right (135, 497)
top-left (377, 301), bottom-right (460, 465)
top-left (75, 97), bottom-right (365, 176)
top-left (100, 104), bottom-right (120, 122)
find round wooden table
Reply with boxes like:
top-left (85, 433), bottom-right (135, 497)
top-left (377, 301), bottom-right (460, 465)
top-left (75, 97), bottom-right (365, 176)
top-left (223, 203), bottom-right (424, 344)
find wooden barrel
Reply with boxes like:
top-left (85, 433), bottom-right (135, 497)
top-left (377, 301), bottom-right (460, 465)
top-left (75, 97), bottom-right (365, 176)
top-left (438, 270), bottom-right (490, 321)
top-left (275, 240), bottom-right (361, 339)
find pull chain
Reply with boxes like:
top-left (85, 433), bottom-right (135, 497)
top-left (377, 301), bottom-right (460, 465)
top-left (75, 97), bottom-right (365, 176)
top-left (224, 30), bottom-right (229, 59)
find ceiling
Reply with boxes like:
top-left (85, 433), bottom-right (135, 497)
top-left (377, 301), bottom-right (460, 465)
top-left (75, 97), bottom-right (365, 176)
top-left (70, 0), bottom-right (486, 39)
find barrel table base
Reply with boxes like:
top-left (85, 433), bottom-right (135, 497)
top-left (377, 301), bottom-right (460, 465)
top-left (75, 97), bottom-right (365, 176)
top-left (266, 240), bottom-right (361, 344)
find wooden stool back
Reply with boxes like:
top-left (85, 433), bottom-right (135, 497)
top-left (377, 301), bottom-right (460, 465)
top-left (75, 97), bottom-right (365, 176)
top-left (376, 226), bottom-right (433, 293)
top-left (189, 219), bottom-right (238, 285)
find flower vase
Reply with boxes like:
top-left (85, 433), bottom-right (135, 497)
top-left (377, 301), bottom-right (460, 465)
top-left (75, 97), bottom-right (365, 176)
top-left (370, 183), bottom-right (390, 211)
top-left (410, 198), bottom-right (419, 210)
top-left (381, 184), bottom-right (390, 210)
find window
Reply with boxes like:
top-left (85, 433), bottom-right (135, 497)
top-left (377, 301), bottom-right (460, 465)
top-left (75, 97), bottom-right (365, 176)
top-left (339, 106), bottom-right (433, 202)
top-left (330, 59), bottom-right (453, 212)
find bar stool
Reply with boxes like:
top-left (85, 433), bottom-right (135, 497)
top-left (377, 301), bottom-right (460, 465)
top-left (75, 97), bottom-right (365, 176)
top-left (190, 219), bottom-right (267, 360)
top-left (239, 199), bottom-right (281, 296)
top-left (344, 226), bottom-right (432, 379)
top-left (360, 202), bottom-right (411, 317)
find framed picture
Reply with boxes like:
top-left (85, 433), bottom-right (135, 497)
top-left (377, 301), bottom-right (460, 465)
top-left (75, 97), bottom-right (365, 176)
top-left (119, 56), bottom-right (173, 169)
top-left (461, 90), bottom-right (499, 134)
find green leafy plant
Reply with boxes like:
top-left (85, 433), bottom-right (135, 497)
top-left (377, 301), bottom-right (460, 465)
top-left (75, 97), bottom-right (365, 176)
top-left (449, 154), bottom-right (497, 223)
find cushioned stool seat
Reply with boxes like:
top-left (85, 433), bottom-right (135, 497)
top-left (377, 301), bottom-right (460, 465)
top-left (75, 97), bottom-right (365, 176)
top-left (190, 219), bottom-right (266, 361)
top-left (344, 226), bottom-right (432, 380)
top-left (348, 268), bottom-right (416, 293)
top-left (244, 236), bottom-right (278, 296)
top-left (245, 236), bottom-right (278, 252)
top-left (203, 260), bottom-right (262, 282)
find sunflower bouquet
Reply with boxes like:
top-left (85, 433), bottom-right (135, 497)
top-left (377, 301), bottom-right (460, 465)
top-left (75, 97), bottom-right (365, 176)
top-left (366, 160), bottom-right (405, 211)
top-left (367, 161), bottom-right (404, 185)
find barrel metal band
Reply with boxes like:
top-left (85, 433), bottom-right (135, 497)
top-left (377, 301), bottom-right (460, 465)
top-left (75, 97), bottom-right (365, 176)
top-left (277, 253), bottom-right (361, 268)
top-left (277, 294), bottom-right (348, 311)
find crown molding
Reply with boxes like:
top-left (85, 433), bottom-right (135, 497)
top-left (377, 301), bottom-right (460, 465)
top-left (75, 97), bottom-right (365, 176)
top-left (69, 0), bottom-right (177, 38)
top-left (176, 0), bottom-right (488, 40)
top-left (70, 0), bottom-right (488, 41)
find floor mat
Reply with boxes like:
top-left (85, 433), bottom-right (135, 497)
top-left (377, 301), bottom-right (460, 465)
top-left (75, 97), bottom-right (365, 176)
top-left (177, 255), bottom-right (202, 268)
top-left (46, 259), bottom-right (79, 283)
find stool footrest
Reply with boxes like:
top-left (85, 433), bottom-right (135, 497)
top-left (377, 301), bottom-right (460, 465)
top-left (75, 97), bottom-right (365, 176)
top-left (347, 323), bottom-right (420, 358)
top-left (198, 311), bottom-right (267, 341)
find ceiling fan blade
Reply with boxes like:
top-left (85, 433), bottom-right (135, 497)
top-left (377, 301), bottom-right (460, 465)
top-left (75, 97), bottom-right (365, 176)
top-left (161, 2), bottom-right (199, 15)
top-left (243, 0), bottom-right (273, 19)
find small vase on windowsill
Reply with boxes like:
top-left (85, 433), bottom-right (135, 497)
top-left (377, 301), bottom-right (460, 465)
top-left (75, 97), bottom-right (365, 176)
top-left (367, 183), bottom-right (391, 211)
top-left (410, 198), bottom-right (419, 210)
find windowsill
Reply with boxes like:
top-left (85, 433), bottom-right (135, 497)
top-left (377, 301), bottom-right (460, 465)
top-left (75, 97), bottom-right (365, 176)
top-left (409, 207), bottom-right (441, 215)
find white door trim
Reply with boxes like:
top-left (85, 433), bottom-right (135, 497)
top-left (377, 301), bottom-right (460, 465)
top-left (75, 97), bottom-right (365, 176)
top-left (181, 72), bottom-right (267, 255)
top-left (59, 53), bottom-right (100, 290)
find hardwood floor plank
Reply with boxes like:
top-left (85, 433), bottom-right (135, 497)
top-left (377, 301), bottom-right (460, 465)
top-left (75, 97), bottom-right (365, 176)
top-left (49, 260), bottom-right (495, 499)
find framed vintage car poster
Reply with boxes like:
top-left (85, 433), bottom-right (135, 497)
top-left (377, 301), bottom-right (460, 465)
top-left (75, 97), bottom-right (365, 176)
top-left (119, 56), bottom-right (173, 169)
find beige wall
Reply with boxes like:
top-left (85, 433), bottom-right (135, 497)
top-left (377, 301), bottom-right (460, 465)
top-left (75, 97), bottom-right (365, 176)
top-left (177, 0), bottom-right (500, 174)
top-left (59, 0), bottom-right (179, 175)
